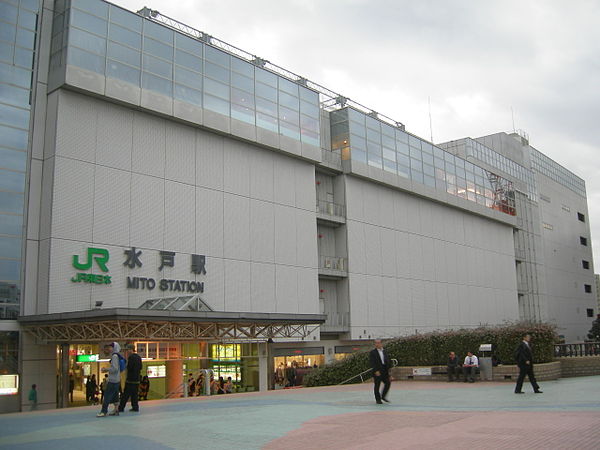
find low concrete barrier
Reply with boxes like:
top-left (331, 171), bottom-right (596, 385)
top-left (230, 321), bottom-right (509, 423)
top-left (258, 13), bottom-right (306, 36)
top-left (559, 356), bottom-right (600, 378)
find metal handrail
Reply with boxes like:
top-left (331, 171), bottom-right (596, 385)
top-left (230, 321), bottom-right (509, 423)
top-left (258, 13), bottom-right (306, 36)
top-left (337, 358), bottom-right (398, 385)
top-left (554, 342), bottom-right (600, 357)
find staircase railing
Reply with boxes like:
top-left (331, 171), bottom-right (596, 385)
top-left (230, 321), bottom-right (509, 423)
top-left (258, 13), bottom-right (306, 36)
top-left (337, 358), bottom-right (398, 385)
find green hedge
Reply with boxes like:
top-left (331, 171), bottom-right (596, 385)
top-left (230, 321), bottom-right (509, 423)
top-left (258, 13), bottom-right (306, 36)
top-left (304, 322), bottom-right (557, 387)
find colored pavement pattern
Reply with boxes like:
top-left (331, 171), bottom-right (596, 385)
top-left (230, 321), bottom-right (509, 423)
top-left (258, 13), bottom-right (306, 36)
top-left (1, 376), bottom-right (599, 449)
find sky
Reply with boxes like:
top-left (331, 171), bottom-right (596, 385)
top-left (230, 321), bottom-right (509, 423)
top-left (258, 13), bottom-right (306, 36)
top-left (117, 0), bottom-right (600, 266)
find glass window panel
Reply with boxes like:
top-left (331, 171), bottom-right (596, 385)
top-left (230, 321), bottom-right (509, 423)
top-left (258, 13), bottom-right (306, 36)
top-left (255, 97), bottom-right (277, 116)
top-left (444, 152), bottom-right (455, 163)
top-left (300, 114), bottom-right (318, 133)
top-left (424, 175), bottom-right (435, 188)
top-left (347, 108), bottom-right (364, 123)
top-left (278, 77), bottom-right (297, 96)
top-left (231, 57), bottom-right (253, 77)
top-left (175, 33), bottom-right (202, 55)
top-left (299, 86), bottom-right (318, 103)
top-left (0, 103), bottom-right (29, 130)
top-left (204, 77), bottom-right (228, 100)
top-left (398, 164), bottom-right (410, 178)
top-left (0, 85), bottom-right (30, 108)
top-left (350, 135), bottom-right (366, 152)
top-left (352, 149), bottom-right (367, 163)
top-left (435, 167), bottom-right (446, 180)
top-left (69, 27), bottom-right (106, 55)
top-left (0, 259), bottom-right (20, 281)
top-left (68, 47), bottom-right (105, 74)
top-left (396, 141), bottom-right (409, 155)
top-left (142, 72), bottom-right (171, 96)
top-left (0, 148), bottom-right (26, 171)
top-left (203, 93), bottom-right (229, 116)
top-left (0, 213), bottom-right (22, 236)
top-left (397, 154), bottom-right (409, 166)
top-left (14, 47), bottom-right (33, 68)
top-left (422, 142), bottom-right (433, 154)
top-left (365, 115), bottom-right (379, 131)
top-left (366, 141), bottom-right (381, 155)
top-left (382, 134), bottom-right (395, 149)
top-left (204, 45), bottom-right (229, 67)
top-left (204, 61), bottom-right (229, 83)
top-left (0, 192), bottom-right (23, 213)
top-left (0, 42), bottom-right (13, 64)
top-left (395, 129), bottom-right (409, 143)
top-left (109, 5), bottom-right (142, 32)
top-left (300, 100), bottom-right (319, 118)
top-left (349, 121), bottom-right (366, 138)
top-left (107, 41), bottom-right (140, 67)
top-left (106, 59), bottom-right (139, 85)
top-left (231, 72), bottom-right (253, 93)
top-left (278, 91), bottom-right (298, 110)
top-left (423, 163), bottom-right (435, 177)
top-left (143, 19), bottom-right (173, 44)
top-left (73, 0), bottom-right (108, 18)
top-left (409, 146), bottom-right (421, 159)
top-left (143, 37), bottom-right (172, 60)
top-left (367, 128), bottom-right (381, 143)
top-left (15, 28), bottom-right (35, 50)
top-left (255, 82), bottom-right (276, 102)
top-left (143, 54), bottom-right (171, 78)
top-left (434, 156), bottom-right (444, 168)
top-left (301, 128), bottom-right (319, 146)
top-left (367, 153), bottom-right (382, 169)
top-left (381, 123), bottom-right (395, 137)
top-left (231, 102), bottom-right (254, 124)
top-left (175, 49), bottom-right (201, 72)
top-left (383, 159), bottom-right (396, 173)
top-left (71, 8), bottom-right (107, 37)
top-left (411, 170), bottom-right (424, 184)
top-left (410, 158), bottom-right (422, 172)
top-left (174, 84), bottom-right (201, 106)
top-left (280, 120), bottom-right (300, 139)
top-left (231, 87), bottom-right (254, 108)
top-left (408, 135), bottom-right (421, 149)
top-left (108, 23), bottom-right (141, 50)
top-left (0, 124), bottom-right (28, 150)
top-left (0, 169), bottom-right (24, 192)
top-left (0, 236), bottom-right (21, 258)
top-left (278, 105), bottom-right (298, 125)
top-left (256, 112), bottom-right (277, 132)
top-left (383, 148), bottom-right (396, 161)
top-left (255, 68), bottom-right (276, 87)
top-left (422, 152), bottom-right (433, 165)
top-left (174, 65), bottom-right (201, 88)
top-left (0, 3), bottom-right (18, 24)
top-left (17, 9), bottom-right (36, 30)
top-left (433, 146), bottom-right (444, 159)
top-left (0, 24), bottom-right (16, 45)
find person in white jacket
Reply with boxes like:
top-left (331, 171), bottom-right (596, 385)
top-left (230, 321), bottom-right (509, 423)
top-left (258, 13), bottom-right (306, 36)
top-left (97, 342), bottom-right (122, 417)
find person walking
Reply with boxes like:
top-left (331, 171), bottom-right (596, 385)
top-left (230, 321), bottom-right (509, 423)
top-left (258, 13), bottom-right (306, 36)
top-left (514, 333), bottom-right (543, 394)
top-left (97, 342), bottom-right (123, 417)
top-left (369, 339), bottom-right (391, 404)
top-left (86, 374), bottom-right (97, 403)
top-left (118, 343), bottom-right (142, 413)
top-left (28, 384), bottom-right (38, 411)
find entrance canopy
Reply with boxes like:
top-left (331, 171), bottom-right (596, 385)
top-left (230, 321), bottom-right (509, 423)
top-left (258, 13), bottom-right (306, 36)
top-left (18, 308), bottom-right (326, 343)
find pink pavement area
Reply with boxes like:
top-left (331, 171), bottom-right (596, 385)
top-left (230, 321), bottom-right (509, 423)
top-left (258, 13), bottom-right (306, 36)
top-left (265, 410), bottom-right (600, 450)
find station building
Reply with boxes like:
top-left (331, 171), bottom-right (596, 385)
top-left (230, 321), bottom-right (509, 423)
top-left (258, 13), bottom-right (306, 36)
top-left (0, 0), bottom-right (596, 411)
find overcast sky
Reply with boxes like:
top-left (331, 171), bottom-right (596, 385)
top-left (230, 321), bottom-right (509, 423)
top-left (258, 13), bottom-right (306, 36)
top-left (117, 0), bottom-right (600, 266)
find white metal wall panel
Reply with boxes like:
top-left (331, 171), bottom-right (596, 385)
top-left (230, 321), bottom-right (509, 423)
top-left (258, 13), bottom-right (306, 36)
top-left (223, 193), bottom-right (251, 260)
top-left (195, 186), bottom-right (224, 257)
top-left (296, 209), bottom-right (317, 268)
top-left (251, 262), bottom-right (276, 312)
top-left (275, 264), bottom-right (298, 313)
top-left (165, 122), bottom-right (195, 185)
top-left (274, 204), bottom-right (297, 265)
top-left (96, 101), bottom-right (133, 171)
top-left (273, 157), bottom-right (296, 207)
top-left (130, 173), bottom-right (164, 249)
top-left (132, 113), bottom-right (165, 178)
top-left (196, 131), bottom-right (224, 190)
top-left (249, 199), bottom-right (275, 263)
top-left (223, 140), bottom-right (250, 197)
top-left (92, 165), bottom-right (130, 247)
top-left (249, 149), bottom-right (274, 202)
top-left (164, 180), bottom-right (196, 253)
top-left (224, 259), bottom-right (251, 312)
top-left (55, 91), bottom-right (96, 163)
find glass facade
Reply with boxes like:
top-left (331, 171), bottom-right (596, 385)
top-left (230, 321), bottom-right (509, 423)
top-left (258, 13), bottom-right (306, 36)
top-left (50, 0), bottom-right (321, 147)
top-left (530, 148), bottom-right (585, 197)
top-left (0, 0), bottom-right (40, 319)
top-left (463, 138), bottom-right (537, 202)
top-left (331, 107), bottom-right (516, 216)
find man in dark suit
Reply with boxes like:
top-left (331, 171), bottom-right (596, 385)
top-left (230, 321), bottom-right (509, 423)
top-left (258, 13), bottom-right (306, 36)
top-left (514, 333), bottom-right (543, 394)
top-left (369, 339), bottom-right (391, 404)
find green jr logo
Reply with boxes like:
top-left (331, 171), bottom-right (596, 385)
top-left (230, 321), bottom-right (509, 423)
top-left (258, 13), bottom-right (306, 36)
top-left (71, 247), bottom-right (111, 285)
top-left (72, 247), bottom-right (110, 272)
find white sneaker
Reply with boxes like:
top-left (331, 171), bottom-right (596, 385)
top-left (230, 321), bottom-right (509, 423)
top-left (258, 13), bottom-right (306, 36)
top-left (96, 412), bottom-right (107, 417)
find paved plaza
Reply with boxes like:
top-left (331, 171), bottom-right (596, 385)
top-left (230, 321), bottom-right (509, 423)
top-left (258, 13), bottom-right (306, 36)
top-left (1, 376), bottom-right (599, 449)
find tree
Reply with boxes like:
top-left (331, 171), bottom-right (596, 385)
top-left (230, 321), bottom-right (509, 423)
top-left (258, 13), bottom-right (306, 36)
top-left (588, 315), bottom-right (600, 341)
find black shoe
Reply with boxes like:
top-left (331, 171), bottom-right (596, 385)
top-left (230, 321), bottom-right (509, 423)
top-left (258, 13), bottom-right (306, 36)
top-left (130, 408), bottom-right (139, 412)
top-left (376, 400), bottom-right (383, 404)
top-left (381, 397), bottom-right (390, 403)
top-left (515, 391), bottom-right (524, 394)
top-left (534, 390), bottom-right (543, 394)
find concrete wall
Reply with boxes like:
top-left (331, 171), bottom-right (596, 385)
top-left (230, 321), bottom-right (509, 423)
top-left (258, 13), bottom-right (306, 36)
top-left (559, 357), bottom-right (600, 378)
top-left (35, 89), bottom-right (319, 316)
top-left (344, 176), bottom-right (520, 339)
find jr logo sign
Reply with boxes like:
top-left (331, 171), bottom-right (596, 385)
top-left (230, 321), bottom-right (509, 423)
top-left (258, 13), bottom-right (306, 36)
top-left (71, 247), bottom-right (111, 285)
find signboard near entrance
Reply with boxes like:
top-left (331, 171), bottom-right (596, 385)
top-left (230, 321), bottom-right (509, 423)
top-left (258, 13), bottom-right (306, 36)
top-left (0, 374), bottom-right (19, 395)
top-left (412, 368), bottom-right (432, 376)
top-left (76, 354), bottom-right (99, 362)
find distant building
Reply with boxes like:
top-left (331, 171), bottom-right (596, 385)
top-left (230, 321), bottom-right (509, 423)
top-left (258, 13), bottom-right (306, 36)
top-left (0, 0), bottom-right (595, 412)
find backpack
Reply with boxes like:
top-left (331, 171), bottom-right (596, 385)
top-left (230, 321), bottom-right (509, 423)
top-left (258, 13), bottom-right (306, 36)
top-left (114, 353), bottom-right (127, 372)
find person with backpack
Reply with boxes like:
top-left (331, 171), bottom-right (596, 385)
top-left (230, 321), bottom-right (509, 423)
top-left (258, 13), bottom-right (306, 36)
top-left (97, 342), bottom-right (125, 417)
top-left (118, 343), bottom-right (142, 413)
